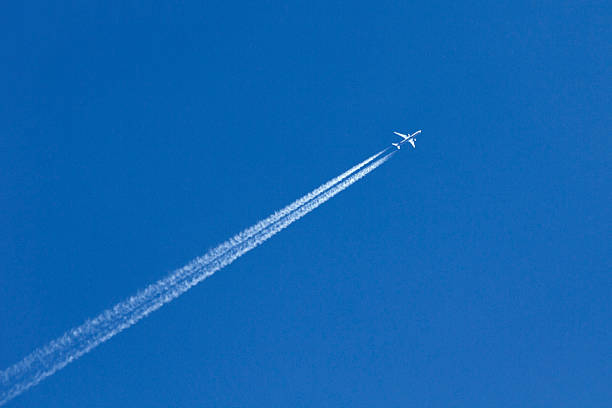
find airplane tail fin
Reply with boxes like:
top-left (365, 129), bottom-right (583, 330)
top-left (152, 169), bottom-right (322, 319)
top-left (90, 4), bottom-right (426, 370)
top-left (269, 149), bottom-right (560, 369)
top-left (392, 142), bottom-right (400, 149)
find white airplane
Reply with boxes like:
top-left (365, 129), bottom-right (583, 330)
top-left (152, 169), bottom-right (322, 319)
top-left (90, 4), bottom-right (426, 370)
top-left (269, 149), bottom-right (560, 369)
top-left (392, 130), bottom-right (421, 149)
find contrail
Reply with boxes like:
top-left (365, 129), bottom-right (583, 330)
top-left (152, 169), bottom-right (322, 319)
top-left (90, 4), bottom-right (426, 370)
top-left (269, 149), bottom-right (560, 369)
top-left (0, 149), bottom-right (394, 406)
top-left (199, 148), bottom-right (389, 263)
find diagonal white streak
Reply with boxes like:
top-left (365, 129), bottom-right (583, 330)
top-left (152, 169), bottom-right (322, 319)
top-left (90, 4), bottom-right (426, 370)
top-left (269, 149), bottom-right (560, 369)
top-left (0, 150), bottom-right (394, 406)
top-left (191, 148), bottom-right (389, 266)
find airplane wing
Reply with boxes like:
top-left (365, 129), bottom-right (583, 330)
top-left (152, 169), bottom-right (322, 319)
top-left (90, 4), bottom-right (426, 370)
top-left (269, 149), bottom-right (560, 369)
top-left (409, 139), bottom-right (416, 148)
top-left (393, 131), bottom-right (409, 140)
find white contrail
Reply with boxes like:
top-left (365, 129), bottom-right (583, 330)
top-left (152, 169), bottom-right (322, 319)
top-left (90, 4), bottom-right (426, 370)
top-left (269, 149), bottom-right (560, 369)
top-left (188, 148), bottom-right (390, 267)
top-left (0, 150), bottom-right (394, 406)
top-left (106, 148), bottom-right (390, 303)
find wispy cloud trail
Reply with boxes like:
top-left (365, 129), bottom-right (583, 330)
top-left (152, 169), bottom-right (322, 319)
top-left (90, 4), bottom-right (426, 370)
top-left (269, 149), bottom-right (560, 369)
top-left (203, 148), bottom-right (389, 262)
top-left (0, 150), bottom-right (394, 406)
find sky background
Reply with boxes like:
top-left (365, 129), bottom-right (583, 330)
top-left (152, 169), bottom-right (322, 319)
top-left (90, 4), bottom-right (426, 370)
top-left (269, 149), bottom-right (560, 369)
top-left (1, 1), bottom-right (610, 406)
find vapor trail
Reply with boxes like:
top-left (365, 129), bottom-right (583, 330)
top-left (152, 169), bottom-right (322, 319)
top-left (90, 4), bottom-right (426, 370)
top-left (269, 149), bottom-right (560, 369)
top-left (0, 150), bottom-right (394, 406)
top-left (194, 148), bottom-right (389, 265)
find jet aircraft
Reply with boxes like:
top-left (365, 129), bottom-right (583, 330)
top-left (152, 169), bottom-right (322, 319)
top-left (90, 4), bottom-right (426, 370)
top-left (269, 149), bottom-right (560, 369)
top-left (392, 130), bottom-right (421, 149)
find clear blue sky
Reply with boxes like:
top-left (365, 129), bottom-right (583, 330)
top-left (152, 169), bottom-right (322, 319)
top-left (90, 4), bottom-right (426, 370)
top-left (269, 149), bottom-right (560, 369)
top-left (1, 2), bottom-right (610, 406)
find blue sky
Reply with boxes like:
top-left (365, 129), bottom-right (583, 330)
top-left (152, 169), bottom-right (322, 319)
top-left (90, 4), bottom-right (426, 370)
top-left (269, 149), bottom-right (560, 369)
top-left (1, 1), bottom-right (610, 406)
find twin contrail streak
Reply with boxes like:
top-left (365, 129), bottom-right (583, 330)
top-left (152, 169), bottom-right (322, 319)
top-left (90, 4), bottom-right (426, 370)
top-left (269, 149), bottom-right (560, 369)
top-left (0, 149), bottom-right (394, 406)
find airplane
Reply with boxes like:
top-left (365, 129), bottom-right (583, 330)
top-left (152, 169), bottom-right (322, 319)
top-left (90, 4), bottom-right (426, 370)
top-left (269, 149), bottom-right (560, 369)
top-left (392, 130), bottom-right (421, 149)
